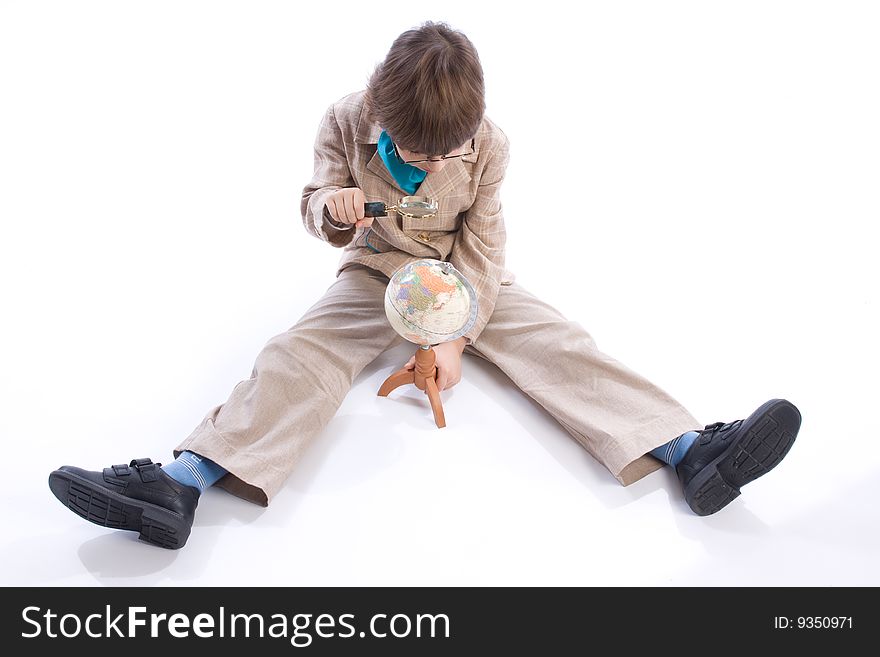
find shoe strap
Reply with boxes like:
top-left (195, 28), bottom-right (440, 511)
top-left (129, 458), bottom-right (160, 483)
top-left (111, 463), bottom-right (131, 476)
top-left (699, 419), bottom-right (743, 444)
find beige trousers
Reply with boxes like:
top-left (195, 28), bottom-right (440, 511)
top-left (175, 264), bottom-right (700, 506)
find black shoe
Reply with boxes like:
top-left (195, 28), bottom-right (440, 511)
top-left (48, 458), bottom-right (200, 549)
top-left (676, 399), bottom-right (801, 516)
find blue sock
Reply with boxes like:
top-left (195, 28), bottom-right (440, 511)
top-left (651, 431), bottom-right (700, 467)
top-left (162, 451), bottom-right (227, 493)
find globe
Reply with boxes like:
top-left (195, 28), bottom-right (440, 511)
top-left (384, 259), bottom-right (478, 346)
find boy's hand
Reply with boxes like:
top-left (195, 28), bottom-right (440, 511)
top-left (404, 337), bottom-right (467, 391)
top-left (326, 187), bottom-right (373, 228)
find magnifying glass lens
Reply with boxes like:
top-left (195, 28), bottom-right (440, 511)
top-left (399, 198), bottom-right (437, 218)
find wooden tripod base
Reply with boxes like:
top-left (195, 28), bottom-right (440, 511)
top-left (377, 344), bottom-right (446, 428)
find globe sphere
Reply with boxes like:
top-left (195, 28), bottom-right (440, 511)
top-left (384, 259), bottom-right (478, 346)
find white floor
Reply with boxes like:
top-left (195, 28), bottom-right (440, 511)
top-left (2, 1), bottom-right (878, 587)
top-left (4, 302), bottom-right (879, 587)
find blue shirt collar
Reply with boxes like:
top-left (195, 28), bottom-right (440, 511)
top-left (377, 130), bottom-right (427, 195)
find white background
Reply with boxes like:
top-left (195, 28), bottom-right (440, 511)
top-left (1, 0), bottom-right (878, 586)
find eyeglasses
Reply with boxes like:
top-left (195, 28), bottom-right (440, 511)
top-left (392, 138), bottom-right (476, 165)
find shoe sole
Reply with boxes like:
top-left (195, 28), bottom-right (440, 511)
top-left (48, 470), bottom-right (191, 549)
top-left (684, 398), bottom-right (801, 516)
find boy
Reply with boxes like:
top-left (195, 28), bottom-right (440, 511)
top-left (49, 22), bottom-right (801, 549)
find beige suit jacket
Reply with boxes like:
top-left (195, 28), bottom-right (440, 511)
top-left (300, 90), bottom-right (515, 343)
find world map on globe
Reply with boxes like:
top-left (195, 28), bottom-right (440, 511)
top-left (384, 259), bottom-right (478, 346)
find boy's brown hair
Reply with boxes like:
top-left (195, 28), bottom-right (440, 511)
top-left (365, 21), bottom-right (485, 157)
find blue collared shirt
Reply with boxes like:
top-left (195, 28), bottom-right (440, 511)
top-left (377, 130), bottom-right (427, 195)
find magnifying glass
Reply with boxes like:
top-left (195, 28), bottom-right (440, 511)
top-left (364, 196), bottom-right (438, 219)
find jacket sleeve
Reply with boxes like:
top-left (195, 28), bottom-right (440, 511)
top-left (449, 133), bottom-right (511, 344)
top-left (300, 104), bottom-right (360, 248)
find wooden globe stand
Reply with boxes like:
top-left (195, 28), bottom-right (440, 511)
top-left (377, 344), bottom-right (446, 428)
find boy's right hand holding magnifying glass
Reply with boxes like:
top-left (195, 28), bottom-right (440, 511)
top-left (327, 188), bottom-right (439, 230)
top-left (326, 187), bottom-right (372, 229)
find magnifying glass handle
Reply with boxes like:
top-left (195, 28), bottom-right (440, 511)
top-left (364, 202), bottom-right (390, 218)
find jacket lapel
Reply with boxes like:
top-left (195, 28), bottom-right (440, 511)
top-left (415, 158), bottom-right (472, 200)
top-left (365, 148), bottom-right (404, 193)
